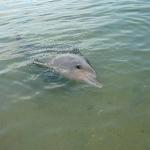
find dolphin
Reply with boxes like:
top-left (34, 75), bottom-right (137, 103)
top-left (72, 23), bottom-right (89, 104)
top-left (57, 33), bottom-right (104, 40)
top-left (33, 53), bottom-right (103, 88)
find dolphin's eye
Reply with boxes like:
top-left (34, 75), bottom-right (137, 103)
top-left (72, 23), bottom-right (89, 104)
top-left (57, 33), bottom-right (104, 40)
top-left (76, 65), bottom-right (82, 69)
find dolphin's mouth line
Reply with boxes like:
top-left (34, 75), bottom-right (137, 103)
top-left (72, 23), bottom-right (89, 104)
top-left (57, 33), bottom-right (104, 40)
top-left (84, 74), bottom-right (103, 88)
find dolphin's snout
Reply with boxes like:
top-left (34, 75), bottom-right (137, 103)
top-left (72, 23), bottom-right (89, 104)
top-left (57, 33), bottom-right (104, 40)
top-left (84, 73), bottom-right (103, 88)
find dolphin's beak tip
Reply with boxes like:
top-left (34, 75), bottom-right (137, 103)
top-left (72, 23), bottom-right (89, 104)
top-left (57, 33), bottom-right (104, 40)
top-left (85, 76), bottom-right (103, 88)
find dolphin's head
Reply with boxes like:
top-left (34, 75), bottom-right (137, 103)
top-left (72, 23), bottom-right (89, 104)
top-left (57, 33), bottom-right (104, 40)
top-left (52, 53), bottom-right (103, 88)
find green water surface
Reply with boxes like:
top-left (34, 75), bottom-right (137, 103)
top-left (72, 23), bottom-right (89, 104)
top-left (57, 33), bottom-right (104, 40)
top-left (0, 0), bottom-right (150, 150)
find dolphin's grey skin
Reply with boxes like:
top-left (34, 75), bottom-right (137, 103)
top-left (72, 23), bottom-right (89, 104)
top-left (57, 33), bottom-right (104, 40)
top-left (33, 53), bottom-right (103, 88)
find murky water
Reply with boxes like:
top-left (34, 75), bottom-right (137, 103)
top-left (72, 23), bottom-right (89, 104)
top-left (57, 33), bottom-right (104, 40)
top-left (0, 0), bottom-right (150, 149)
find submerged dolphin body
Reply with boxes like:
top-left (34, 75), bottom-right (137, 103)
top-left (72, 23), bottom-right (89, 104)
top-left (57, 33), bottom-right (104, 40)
top-left (34, 53), bottom-right (103, 88)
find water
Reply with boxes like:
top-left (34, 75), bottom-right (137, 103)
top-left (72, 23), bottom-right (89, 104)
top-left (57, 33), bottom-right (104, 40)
top-left (0, 0), bottom-right (150, 149)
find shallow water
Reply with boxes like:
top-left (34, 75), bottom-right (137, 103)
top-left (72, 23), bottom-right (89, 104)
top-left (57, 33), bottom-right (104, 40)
top-left (0, 0), bottom-right (150, 149)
